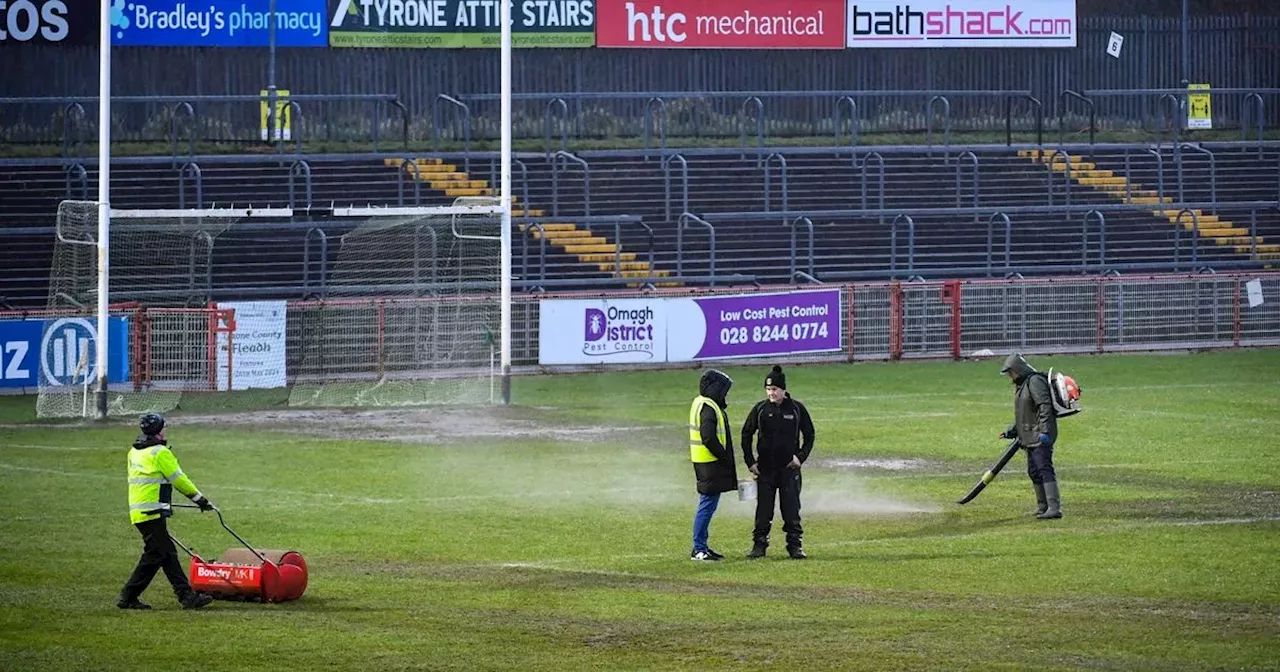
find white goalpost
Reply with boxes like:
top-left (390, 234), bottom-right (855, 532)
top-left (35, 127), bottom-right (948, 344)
top-left (82, 0), bottom-right (516, 417)
top-left (43, 200), bottom-right (507, 417)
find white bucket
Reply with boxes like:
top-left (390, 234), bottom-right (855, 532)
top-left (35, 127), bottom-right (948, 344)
top-left (738, 479), bottom-right (758, 502)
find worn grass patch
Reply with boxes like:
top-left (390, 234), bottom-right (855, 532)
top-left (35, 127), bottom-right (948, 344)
top-left (1, 350), bottom-right (1278, 670)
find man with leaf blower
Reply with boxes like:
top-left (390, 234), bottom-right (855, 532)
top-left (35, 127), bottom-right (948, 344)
top-left (118, 413), bottom-right (216, 610)
top-left (999, 354), bottom-right (1064, 519)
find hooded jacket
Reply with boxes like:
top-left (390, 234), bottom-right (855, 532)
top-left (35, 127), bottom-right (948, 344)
top-left (1001, 354), bottom-right (1057, 449)
top-left (694, 370), bottom-right (738, 494)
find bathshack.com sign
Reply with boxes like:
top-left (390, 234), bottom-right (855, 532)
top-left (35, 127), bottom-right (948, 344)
top-left (328, 0), bottom-right (594, 47)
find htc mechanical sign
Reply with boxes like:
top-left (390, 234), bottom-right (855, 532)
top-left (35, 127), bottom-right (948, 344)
top-left (0, 0), bottom-right (70, 41)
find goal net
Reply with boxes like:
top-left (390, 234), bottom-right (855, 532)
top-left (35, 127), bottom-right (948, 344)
top-left (287, 199), bottom-right (505, 407)
top-left (38, 199), bottom-right (505, 417)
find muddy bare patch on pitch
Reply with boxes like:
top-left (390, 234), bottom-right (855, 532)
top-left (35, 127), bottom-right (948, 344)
top-left (180, 407), bottom-right (656, 444)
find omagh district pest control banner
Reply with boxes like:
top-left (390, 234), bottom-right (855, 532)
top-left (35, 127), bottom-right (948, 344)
top-left (538, 289), bottom-right (842, 365)
top-left (596, 0), bottom-right (846, 49)
top-left (846, 0), bottom-right (1077, 48)
top-left (328, 0), bottom-right (595, 47)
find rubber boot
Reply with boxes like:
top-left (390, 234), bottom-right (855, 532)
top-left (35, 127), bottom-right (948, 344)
top-left (747, 539), bottom-right (768, 559)
top-left (1032, 482), bottom-right (1048, 517)
top-left (1036, 481), bottom-right (1062, 519)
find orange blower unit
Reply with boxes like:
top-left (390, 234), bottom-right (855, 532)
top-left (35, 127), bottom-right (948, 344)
top-left (171, 505), bottom-right (308, 603)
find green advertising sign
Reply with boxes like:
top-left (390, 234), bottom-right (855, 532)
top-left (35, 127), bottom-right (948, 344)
top-left (328, 0), bottom-right (595, 47)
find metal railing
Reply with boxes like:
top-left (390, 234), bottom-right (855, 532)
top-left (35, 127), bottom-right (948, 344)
top-left (661, 153), bottom-right (688, 222)
top-left (676, 212), bottom-right (717, 283)
top-left (763, 153), bottom-right (788, 213)
top-left (551, 151), bottom-right (591, 217)
top-left (1, 94), bottom-right (409, 158)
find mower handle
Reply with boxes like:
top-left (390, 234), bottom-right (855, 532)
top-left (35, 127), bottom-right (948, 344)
top-left (172, 503), bottom-right (269, 565)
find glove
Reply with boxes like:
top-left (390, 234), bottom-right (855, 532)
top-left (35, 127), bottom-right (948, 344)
top-left (999, 428), bottom-right (1015, 440)
top-left (1037, 433), bottom-right (1053, 447)
top-left (192, 494), bottom-right (215, 512)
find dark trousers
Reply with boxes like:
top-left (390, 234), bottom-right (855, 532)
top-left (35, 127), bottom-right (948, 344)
top-left (753, 467), bottom-right (803, 547)
top-left (1026, 443), bottom-right (1057, 484)
top-left (121, 517), bottom-right (193, 601)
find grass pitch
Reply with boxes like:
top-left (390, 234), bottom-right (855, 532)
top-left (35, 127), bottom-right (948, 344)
top-left (1, 350), bottom-right (1278, 671)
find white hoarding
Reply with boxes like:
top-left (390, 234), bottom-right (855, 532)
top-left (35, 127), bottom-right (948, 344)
top-left (538, 299), bottom-right (667, 365)
top-left (216, 301), bottom-right (287, 391)
top-left (846, 0), bottom-right (1077, 48)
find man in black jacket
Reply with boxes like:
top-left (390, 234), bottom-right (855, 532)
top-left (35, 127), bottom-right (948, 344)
top-left (689, 369), bottom-right (737, 561)
top-left (999, 353), bottom-right (1063, 519)
top-left (742, 365), bottom-right (815, 559)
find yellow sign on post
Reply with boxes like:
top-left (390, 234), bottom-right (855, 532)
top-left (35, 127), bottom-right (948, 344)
top-left (1187, 84), bottom-right (1212, 130)
top-left (260, 89), bottom-right (292, 141)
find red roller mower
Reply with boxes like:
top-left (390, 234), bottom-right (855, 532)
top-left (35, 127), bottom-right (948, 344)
top-left (170, 504), bottom-right (308, 603)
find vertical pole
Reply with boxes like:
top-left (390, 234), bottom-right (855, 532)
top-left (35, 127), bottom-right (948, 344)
top-left (267, 0), bottom-right (278, 145)
top-left (1180, 0), bottom-right (1190, 87)
top-left (96, 0), bottom-right (112, 420)
top-left (499, 0), bottom-right (513, 405)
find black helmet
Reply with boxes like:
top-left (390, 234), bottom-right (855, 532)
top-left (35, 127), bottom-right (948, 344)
top-left (139, 413), bottom-right (166, 436)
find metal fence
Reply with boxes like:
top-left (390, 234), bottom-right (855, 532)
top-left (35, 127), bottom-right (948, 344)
top-left (3, 15), bottom-right (1279, 147)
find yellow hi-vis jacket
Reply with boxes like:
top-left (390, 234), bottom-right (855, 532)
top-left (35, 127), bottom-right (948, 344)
top-left (689, 395), bottom-right (728, 463)
top-left (127, 443), bottom-right (202, 524)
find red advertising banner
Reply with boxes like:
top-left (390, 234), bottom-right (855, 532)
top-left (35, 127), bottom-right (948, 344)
top-left (597, 0), bottom-right (846, 49)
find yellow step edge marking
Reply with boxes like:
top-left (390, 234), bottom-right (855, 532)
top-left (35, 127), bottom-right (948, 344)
top-left (1197, 227), bottom-right (1250, 237)
top-left (563, 244), bottom-right (618, 254)
top-left (580, 252), bottom-right (637, 263)
top-left (597, 262), bottom-right (654, 272)
top-left (428, 179), bottom-right (487, 189)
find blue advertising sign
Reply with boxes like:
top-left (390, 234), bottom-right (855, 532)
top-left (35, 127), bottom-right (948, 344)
top-left (109, 0), bottom-right (327, 46)
top-left (0, 317), bottom-right (130, 390)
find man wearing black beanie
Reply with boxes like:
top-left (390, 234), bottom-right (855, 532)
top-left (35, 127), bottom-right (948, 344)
top-left (741, 365), bottom-right (815, 559)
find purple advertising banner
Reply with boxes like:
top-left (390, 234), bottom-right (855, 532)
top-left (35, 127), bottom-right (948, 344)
top-left (684, 289), bottom-right (842, 360)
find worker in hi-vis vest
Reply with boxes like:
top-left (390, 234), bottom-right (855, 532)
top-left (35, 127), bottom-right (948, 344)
top-left (117, 413), bottom-right (215, 610)
top-left (689, 369), bottom-right (738, 562)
